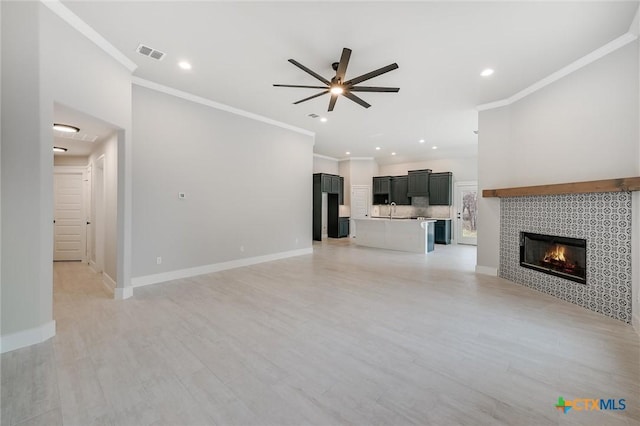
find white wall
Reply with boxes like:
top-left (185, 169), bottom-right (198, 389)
top-left (88, 134), bottom-right (118, 283)
top-left (53, 155), bottom-right (88, 166)
top-left (477, 41), bottom-right (639, 272)
top-left (131, 85), bottom-right (313, 279)
top-left (379, 157), bottom-right (477, 183)
top-left (313, 155), bottom-right (339, 175)
top-left (1, 2), bottom-right (132, 349)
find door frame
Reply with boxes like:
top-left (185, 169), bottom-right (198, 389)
top-left (92, 155), bottom-right (106, 274)
top-left (454, 181), bottom-right (478, 245)
top-left (53, 166), bottom-right (89, 262)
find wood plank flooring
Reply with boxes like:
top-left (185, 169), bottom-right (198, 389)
top-left (2, 240), bottom-right (639, 425)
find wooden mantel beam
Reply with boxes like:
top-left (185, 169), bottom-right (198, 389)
top-left (482, 177), bottom-right (640, 198)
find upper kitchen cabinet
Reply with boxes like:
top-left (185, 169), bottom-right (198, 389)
top-left (407, 169), bottom-right (432, 197)
top-left (372, 176), bottom-right (391, 194)
top-left (339, 177), bottom-right (344, 205)
top-left (320, 173), bottom-right (341, 194)
top-left (390, 176), bottom-right (410, 205)
top-left (429, 172), bottom-right (453, 205)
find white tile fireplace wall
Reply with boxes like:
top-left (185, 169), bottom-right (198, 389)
top-left (500, 192), bottom-right (632, 323)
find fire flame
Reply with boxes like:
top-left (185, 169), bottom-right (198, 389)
top-left (544, 245), bottom-right (567, 263)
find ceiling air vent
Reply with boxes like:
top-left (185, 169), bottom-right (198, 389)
top-left (136, 44), bottom-right (165, 61)
top-left (307, 113), bottom-right (320, 119)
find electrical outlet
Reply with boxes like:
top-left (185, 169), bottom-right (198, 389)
top-left (178, 192), bottom-right (186, 199)
top-left (156, 256), bottom-right (162, 265)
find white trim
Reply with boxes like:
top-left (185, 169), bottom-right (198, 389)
top-left (633, 313), bottom-right (640, 336)
top-left (114, 287), bottom-right (133, 300)
top-left (40, 1), bottom-right (137, 72)
top-left (475, 265), bottom-right (498, 276)
top-left (0, 320), bottom-right (56, 354)
top-left (132, 247), bottom-right (313, 288)
top-left (313, 153), bottom-right (339, 161)
top-left (103, 272), bottom-right (116, 290)
top-left (476, 32), bottom-right (638, 111)
top-left (132, 77), bottom-right (315, 138)
top-left (88, 260), bottom-right (99, 273)
top-left (53, 165), bottom-right (88, 173)
top-left (344, 157), bottom-right (375, 161)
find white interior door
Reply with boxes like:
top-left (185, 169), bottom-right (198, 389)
top-left (351, 185), bottom-right (370, 238)
top-left (455, 182), bottom-right (478, 245)
top-left (54, 172), bottom-right (86, 261)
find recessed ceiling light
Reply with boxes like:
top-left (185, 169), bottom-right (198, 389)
top-left (391, 152), bottom-right (396, 156)
top-left (480, 68), bottom-right (494, 77)
top-left (320, 117), bottom-right (328, 122)
top-left (178, 61), bottom-right (192, 70)
top-left (330, 86), bottom-right (344, 95)
top-left (345, 151), bottom-right (350, 155)
top-left (53, 123), bottom-right (80, 133)
top-left (432, 146), bottom-right (438, 150)
top-left (375, 147), bottom-right (381, 150)
top-left (419, 139), bottom-right (425, 143)
top-left (53, 146), bottom-right (68, 152)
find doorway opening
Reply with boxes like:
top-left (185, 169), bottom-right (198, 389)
top-left (53, 103), bottom-right (120, 298)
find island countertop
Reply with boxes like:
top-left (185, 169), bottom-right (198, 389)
top-left (352, 218), bottom-right (435, 253)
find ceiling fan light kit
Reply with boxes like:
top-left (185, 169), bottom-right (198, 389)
top-left (274, 47), bottom-right (399, 111)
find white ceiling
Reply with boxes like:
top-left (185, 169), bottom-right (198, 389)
top-left (62, 1), bottom-right (638, 164)
top-left (53, 103), bottom-right (117, 156)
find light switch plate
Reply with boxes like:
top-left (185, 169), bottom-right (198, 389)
top-left (178, 192), bottom-right (186, 199)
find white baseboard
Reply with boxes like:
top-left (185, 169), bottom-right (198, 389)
top-left (114, 287), bottom-right (133, 300)
top-left (633, 312), bottom-right (640, 336)
top-left (0, 320), bottom-right (56, 354)
top-left (475, 265), bottom-right (498, 276)
top-left (132, 247), bottom-right (314, 289)
top-left (88, 260), bottom-right (99, 274)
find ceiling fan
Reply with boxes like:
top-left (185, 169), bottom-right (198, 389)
top-left (274, 47), bottom-right (399, 112)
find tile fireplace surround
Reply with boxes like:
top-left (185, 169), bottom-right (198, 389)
top-left (500, 192), bottom-right (632, 323)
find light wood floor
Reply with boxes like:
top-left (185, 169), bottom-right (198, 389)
top-left (2, 240), bottom-right (639, 426)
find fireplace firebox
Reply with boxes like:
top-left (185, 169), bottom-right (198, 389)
top-left (519, 232), bottom-right (586, 284)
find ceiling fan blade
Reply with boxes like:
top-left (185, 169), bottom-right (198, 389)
top-left (274, 84), bottom-right (328, 89)
top-left (342, 92), bottom-right (371, 109)
top-left (328, 93), bottom-right (338, 111)
top-left (293, 90), bottom-right (329, 104)
top-left (288, 59), bottom-right (331, 85)
top-left (345, 63), bottom-right (399, 86)
top-left (335, 48), bottom-right (352, 82)
top-left (349, 86), bottom-right (400, 92)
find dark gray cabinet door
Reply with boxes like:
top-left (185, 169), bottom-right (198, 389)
top-left (330, 175), bottom-right (341, 194)
top-left (338, 218), bottom-right (349, 237)
top-left (372, 177), bottom-right (391, 194)
top-left (321, 174), bottom-right (332, 193)
top-left (407, 169), bottom-right (431, 197)
top-left (434, 220), bottom-right (451, 244)
top-left (339, 177), bottom-right (344, 205)
top-left (390, 176), bottom-right (410, 205)
top-left (429, 172), bottom-right (453, 205)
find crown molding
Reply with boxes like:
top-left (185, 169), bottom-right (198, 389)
top-left (313, 153), bottom-right (339, 161)
top-left (40, 0), bottom-right (137, 72)
top-left (132, 77), bottom-right (315, 138)
top-left (477, 32), bottom-right (638, 112)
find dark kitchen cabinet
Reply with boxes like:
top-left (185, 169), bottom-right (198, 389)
top-left (336, 217), bottom-right (350, 238)
top-left (407, 169), bottom-right (432, 197)
top-left (373, 176), bottom-right (391, 194)
top-left (429, 172), bottom-right (453, 205)
top-left (313, 173), bottom-right (342, 241)
top-left (390, 176), bottom-right (410, 205)
top-left (339, 177), bottom-right (344, 205)
top-left (434, 219), bottom-right (451, 244)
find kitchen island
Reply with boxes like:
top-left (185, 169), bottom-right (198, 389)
top-left (352, 218), bottom-right (436, 253)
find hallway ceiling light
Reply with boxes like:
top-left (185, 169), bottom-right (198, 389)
top-left (419, 139), bottom-right (425, 143)
top-left (391, 152), bottom-right (396, 156)
top-left (53, 147), bottom-right (68, 152)
top-left (432, 146), bottom-right (438, 150)
top-left (320, 117), bottom-right (328, 122)
top-left (480, 68), bottom-right (494, 77)
top-left (53, 123), bottom-right (80, 133)
top-left (178, 61), bottom-right (192, 70)
top-left (375, 147), bottom-right (381, 150)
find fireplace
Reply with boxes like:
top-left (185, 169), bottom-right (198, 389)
top-left (519, 232), bottom-right (586, 284)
